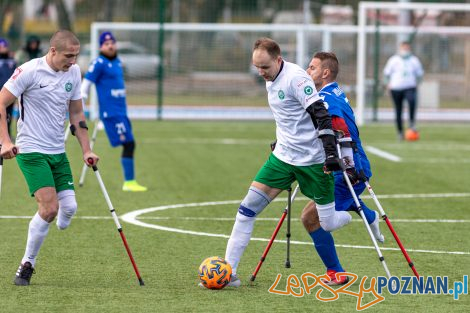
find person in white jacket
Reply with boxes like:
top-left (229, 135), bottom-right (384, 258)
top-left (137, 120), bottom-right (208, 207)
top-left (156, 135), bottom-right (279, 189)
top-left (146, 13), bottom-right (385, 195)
top-left (383, 41), bottom-right (424, 140)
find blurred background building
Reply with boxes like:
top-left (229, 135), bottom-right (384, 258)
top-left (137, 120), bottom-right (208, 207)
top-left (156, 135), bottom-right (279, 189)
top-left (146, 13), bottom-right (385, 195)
top-left (1, 0), bottom-right (470, 122)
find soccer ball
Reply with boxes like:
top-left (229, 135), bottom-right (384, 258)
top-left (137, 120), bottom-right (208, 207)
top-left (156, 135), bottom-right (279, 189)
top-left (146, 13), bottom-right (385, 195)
top-left (198, 256), bottom-right (232, 290)
top-left (405, 128), bottom-right (420, 141)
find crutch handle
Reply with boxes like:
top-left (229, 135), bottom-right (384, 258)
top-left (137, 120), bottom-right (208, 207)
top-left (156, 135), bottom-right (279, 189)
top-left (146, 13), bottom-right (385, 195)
top-left (87, 157), bottom-right (98, 171)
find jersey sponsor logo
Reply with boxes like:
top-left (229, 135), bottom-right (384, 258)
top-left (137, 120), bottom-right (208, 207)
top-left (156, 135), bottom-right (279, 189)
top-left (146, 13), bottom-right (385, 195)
top-left (11, 67), bottom-right (23, 80)
top-left (304, 85), bottom-right (314, 95)
top-left (297, 78), bottom-right (308, 87)
top-left (278, 90), bottom-right (285, 100)
top-left (65, 82), bottom-right (73, 92)
top-left (111, 88), bottom-right (126, 98)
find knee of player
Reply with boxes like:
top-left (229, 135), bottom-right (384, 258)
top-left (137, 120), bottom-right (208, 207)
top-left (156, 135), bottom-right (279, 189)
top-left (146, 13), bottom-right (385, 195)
top-left (58, 190), bottom-right (78, 215)
top-left (301, 201), bottom-right (320, 230)
top-left (122, 141), bottom-right (135, 158)
top-left (60, 198), bottom-right (78, 216)
top-left (39, 205), bottom-right (59, 222)
top-left (238, 185), bottom-right (271, 217)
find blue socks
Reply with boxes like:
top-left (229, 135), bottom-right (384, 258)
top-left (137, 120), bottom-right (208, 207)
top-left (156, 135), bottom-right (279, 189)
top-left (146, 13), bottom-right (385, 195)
top-left (310, 228), bottom-right (344, 272)
top-left (359, 200), bottom-right (376, 224)
top-left (121, 157), bottom-right (135, 181)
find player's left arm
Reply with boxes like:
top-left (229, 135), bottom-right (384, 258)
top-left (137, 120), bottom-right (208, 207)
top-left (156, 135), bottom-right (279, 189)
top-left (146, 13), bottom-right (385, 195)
top-left (69, 66), bottom-right (99, 166)
top-left (332, 115), bottom-right (360, 184)
top-left (290, 74), bottom-right (341, 172)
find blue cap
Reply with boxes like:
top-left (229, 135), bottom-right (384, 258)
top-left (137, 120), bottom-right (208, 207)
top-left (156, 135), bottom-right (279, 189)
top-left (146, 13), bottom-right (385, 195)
top-left (0, 38), bottom-right (8, 48)
top-left (99, 32), bottom-right (116, 46)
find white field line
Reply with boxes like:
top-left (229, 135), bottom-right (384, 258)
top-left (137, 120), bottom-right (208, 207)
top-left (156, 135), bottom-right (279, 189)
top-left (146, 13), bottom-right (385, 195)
top-left (140, 138), bottom-right (269, 145)
top-left (404, 158), bottom-right (470, 164)
top-left (365, 142), bottom-right (470, 151)
top-left (119, 197), bottom-right (470, 256)
top-left (3, 193), bottom-right (469, 255)
top-left (134, 216), bottom-right (470, 223)
top-left (140, 138), bottom-right (470, 163)
top-left (141, 138), bottom-right (470, 151)
top-left (365, 146), bottom-right (402, 162)
top-left (1, 215), bottom-right (468, 224)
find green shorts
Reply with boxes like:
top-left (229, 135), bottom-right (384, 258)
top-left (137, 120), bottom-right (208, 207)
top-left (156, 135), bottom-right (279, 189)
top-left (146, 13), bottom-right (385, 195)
top-left (254, 153), bottom-right (334, 205)
top-left (16, 152), bottom-right (74, 196)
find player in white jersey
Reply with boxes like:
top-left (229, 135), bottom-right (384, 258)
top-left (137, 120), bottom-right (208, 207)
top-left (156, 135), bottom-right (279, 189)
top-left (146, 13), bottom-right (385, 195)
top-left (0, 30), bottom-right (99, 286)
top-left (222, 38), bottom-right (352, 287)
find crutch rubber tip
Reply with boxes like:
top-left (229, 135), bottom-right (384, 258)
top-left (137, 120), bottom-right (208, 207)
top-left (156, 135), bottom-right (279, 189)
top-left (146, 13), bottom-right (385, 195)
top-left (250, 275), bottom-right (256, 282)
top-left (79, 183), bottom-right (84, 187)
top-left (138, 278), bottom-right (145, 286)
top-left (285, 261), bottom-right (291, 268)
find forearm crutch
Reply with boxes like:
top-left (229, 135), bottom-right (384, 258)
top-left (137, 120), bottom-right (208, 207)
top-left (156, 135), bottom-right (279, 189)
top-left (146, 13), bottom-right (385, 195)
top-left (89, 160), bottom-right (145, 286)
top-left (0, 145), bottom-right (17, 198)
top-left (0, 153), bottom-right (3, 198)
top-left (285, 187), bottom-right (292, 268)
top-left (250, 185), bottom-right (300, 282)
top-left (337, 145), bottom-right (392, 279)
top-left (79, 120), bottom-right (100, 187)
top-left (362, 174), bottom-right (419, 278)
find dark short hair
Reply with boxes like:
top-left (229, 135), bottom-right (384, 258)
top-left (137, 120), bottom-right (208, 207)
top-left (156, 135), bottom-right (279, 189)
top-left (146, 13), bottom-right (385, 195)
top-left (313, 51), bottom-right (339, 80)
top-left (50, 30), bottom-right (80, 52)
top-left (253, 37), bottom-right (281, 59)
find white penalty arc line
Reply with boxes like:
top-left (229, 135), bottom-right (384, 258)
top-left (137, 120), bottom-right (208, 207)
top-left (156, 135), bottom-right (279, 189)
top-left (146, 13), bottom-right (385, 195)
top-left (365, 146), bottom-right (402, 162)
top-left (1, 215), bottom-right (469, 224)
top-left (135, 216), bottom-right (470, 223)
top-left (119, 198), bottom-right (470, 256)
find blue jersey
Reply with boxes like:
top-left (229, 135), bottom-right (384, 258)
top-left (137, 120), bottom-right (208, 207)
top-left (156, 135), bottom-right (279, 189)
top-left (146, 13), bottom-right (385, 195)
top-left (320, 82), bottom-right (372, 179)
top-left (0, 56), bottom-right (16, 87)
top-left (84, 54), bottom-right (127, 119)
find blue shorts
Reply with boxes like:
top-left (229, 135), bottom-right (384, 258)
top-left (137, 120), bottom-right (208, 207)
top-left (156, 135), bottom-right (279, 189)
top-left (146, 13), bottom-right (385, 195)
top-left (102, 116), bottom-right (135, 147)
top-left (334, 174), bottom-right (366, 211)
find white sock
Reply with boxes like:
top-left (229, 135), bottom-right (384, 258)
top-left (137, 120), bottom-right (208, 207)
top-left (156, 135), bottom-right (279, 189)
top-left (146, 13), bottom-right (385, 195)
top-left (317, 202), bottom-right (352, 232)
top-left (225, 213), bottom-right (256, 274)
top-left (22, 212), bottom-right (51, 267)
top-left (56, 190), bottom-right (77, 230)
top-left (369, 211), bottom-right (384, 243)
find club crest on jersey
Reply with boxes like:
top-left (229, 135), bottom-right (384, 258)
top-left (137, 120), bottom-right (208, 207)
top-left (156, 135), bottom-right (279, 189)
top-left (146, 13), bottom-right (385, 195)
top-left (304, 85), bottom-right (314, 95)
top-left (278, 90), bottom-right (285, 100)
top-left (65, 82), bottom-right (72, 92)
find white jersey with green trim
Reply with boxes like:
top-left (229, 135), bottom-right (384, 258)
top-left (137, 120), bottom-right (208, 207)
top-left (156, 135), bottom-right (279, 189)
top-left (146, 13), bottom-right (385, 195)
top-left (267, 61), bottom-right (325, 166)
top-left (4, 56), bottom-right (82, 154)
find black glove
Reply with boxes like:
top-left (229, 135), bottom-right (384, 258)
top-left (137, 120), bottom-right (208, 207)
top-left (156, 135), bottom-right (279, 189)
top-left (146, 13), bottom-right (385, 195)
top-left (270, 139), bottom-right (277, 151)
top-left (344, 167), bottom-right (360, 185)
top-left (324, 154), bottom-right (343, 173)
top-left (320, 134), bottom-right (342, 172)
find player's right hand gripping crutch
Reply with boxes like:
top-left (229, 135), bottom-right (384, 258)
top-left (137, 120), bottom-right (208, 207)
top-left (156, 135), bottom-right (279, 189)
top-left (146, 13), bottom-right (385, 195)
top-left (0, 145), bottom-right (18, 198)
top-left (360, 170), bottom-right (419, 278)
top-left (336, 145), bottom-right (392, 279)
top-left (250, 184), bottom-right (300, 282)
top-left (0, 153), bottom-right (3, 198)
top-left (79, 120), bottom-right (100, 187)
top-left (0, 150), bottom-right (3, 198)
top-left (88, 158), bottom-right (145, 286)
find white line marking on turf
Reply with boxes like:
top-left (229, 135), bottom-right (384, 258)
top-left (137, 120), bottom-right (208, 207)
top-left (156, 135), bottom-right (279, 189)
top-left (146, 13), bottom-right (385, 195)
top-left (0, 215), bottom-right (114, 219)
top-left (135, 217), bottom-right (470, 223)
top-left (365, 146), bottom-right (402, 162)
top-left (119, 198), bottom-right (470, 256)
top-left (2, 216), bottom-right (468, 224)
top-left (141, 138), bottom-right (269, 145)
